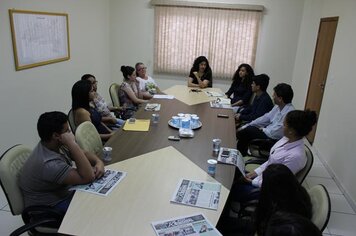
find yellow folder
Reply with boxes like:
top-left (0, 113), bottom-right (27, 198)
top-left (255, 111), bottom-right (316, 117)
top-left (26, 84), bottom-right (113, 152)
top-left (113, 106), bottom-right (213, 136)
top-left (122, 119), bottom-right (150, 131)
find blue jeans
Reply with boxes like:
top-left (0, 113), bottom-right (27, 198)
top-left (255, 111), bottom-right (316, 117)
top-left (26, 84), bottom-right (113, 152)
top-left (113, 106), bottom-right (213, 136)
top-left (53, 192), bottom-right (74, 213)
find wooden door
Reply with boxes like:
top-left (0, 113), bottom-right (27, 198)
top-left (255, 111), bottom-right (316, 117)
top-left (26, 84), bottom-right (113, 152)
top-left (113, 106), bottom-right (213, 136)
top-left (305, 17), bottom-right (338, 144)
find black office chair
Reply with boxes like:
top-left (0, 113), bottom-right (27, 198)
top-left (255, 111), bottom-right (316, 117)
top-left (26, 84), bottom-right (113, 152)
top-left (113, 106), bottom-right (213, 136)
top-left (0, 145), bottom-right (64, 236)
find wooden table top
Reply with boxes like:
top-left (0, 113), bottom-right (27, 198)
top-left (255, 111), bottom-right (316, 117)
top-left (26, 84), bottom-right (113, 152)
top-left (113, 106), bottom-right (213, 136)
top-left (105, 90), bottom-right (236, 189)
top-left (59, 86), bottom-right (236, 236)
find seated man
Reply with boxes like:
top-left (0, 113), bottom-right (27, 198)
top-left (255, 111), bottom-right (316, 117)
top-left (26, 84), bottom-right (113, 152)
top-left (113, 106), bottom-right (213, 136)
top-left (81, 74), bottom-right (125, 127)
top-left (235, 74), bottom-right (273, 126)
top-left (19, 111), bottom-right (104, 213)
top-left (236, 83), bottom-right (294, 156)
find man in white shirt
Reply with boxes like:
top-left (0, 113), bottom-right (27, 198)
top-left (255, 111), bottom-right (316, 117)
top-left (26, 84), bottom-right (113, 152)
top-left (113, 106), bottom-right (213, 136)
top-left (236, 83), bottom-right (294, 156)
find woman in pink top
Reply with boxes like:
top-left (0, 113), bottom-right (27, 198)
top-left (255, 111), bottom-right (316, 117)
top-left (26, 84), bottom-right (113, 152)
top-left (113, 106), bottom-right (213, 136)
top-left (231, 110), bottom-right (317, 203)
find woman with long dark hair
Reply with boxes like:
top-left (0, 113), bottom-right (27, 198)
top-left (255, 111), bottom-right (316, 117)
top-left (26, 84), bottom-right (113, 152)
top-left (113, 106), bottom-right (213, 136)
top-left (254, 164), bottom-right (312, 235)
top-left (225, 64), bottom-right (254, 110)
top-left (72, 80), bottom-right (113, 141)
top-left (187, 56), bottom-right (213, 88)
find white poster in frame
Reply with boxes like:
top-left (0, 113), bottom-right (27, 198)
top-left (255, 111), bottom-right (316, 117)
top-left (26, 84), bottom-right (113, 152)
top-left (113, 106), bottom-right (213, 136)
top-left (9, 9), bottom-right (70, 70)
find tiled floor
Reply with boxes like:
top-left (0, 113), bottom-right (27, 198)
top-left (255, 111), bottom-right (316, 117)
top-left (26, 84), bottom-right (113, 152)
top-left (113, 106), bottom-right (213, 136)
top-left (1, 146), bottom-right (356, 235)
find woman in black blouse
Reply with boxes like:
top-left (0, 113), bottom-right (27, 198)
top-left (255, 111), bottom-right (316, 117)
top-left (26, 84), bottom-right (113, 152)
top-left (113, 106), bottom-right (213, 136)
top-left (187, 56), bottom-right (213, 88)
top-left (225, 63), bottom-right (254, 110)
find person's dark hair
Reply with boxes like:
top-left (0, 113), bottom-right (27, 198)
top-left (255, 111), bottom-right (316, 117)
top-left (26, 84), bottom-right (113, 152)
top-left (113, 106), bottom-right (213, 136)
top-left (255, 164), bottom-right (312, 235)
top-left (273, 83), bottom-right (294, 104)
top-left (232, 63), bottom-right (255, 87)
top-left (253, 74), bottom-right (270, 92)
top-left (71, 80), bottom-right (92, 111)
top-left (135, 62), bottom-right (144, 76)
top-left (37, 111), bottom-right (68, 142)
top-left (265, 211), bottom-right (322, 236)
top-left (121, 65), bottom-right (135, 81)
top-left (286, 110), bottom-right (317, 137)
top-left (189, 56), bottom-right (212, 76)
top-left (81, 74), bottom-right (95, 81)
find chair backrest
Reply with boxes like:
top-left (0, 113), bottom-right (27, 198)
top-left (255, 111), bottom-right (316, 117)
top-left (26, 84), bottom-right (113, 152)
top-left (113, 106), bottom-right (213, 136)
top-left (75, 121), bottom-right (103, 158)
top-left (308, 184), bottom-right (331, 231)
top-left (296, 144), bottom-right (314, 184)
top-left (109, 83), bottom-right (120, 107)
top-left (68, 109), bottom-right (77, 133)
top-left (0, 144), bottom-right (32, 216)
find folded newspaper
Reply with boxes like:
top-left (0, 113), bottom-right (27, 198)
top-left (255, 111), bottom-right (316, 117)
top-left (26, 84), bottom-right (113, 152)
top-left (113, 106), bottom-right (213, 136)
top-left (204, 91), bottom-right (224, 97)
top-left (217, 147), bottom-right (245, 177)
top-left (209, 97), bottom-right (232, 109)
top-left (151, 213), bottom-right (222, 236)
top-left (69, 169), bottom-right (126, 196)
top-left (171, 179), bottom-right (221, 210)
top-left (145, 103), bottom-right (161, 111)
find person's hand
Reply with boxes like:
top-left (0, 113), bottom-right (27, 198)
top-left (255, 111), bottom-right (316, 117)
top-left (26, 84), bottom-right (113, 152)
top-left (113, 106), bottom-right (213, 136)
top-left (235, 113), bottom-right (241, 121)
top-left (59, 132), bottom-right (76, 147)
top-left (93, 160), bottom-right (105, 179)
top-left (237, 175), bottom-right (252, 184)
top-left (246, 171), bottom-right (257, 180)
top-left (111, 117), bottom-right (117, 124)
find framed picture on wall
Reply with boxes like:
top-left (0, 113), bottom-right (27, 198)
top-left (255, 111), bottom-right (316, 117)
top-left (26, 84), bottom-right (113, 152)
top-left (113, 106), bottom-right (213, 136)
top-left (9, 9), bottom-right (70, 71)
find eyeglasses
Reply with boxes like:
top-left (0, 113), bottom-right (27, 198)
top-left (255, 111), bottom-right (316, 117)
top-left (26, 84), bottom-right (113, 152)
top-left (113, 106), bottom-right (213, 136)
top-left (137, 67), bottom-right (147, 71)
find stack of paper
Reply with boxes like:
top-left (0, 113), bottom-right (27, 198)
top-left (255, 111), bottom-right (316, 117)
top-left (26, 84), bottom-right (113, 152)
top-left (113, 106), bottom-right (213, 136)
top-left (123, 119), bottom-right (150, 131)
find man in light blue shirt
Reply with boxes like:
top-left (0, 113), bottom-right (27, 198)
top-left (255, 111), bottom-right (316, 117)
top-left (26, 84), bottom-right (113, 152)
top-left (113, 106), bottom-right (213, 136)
top-left (237, 83), bottom-right (294, 156)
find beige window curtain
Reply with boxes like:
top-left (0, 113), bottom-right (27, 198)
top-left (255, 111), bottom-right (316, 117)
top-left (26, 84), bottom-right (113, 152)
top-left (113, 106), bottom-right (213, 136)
top-left (154, 5), bottom-right (262, 79)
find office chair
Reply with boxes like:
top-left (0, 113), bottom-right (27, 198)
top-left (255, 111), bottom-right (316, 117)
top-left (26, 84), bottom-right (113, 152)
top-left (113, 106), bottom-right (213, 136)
top-left (67, 109), bottom-right (77, 134)
top-left (0, 144), bottom-right (63, 236)
top-left (308, 184), bottom-right (331, 231)
top-left (296, 145), bottom-right (314, 184)
top-left (75, 121), bottom-right (103, 158)
top-left (109, 83), bottom-right (120, 108)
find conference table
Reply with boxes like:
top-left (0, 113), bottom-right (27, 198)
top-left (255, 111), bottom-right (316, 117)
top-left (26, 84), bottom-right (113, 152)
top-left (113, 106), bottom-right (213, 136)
top-left (59, 85), bottom-right (237, 236)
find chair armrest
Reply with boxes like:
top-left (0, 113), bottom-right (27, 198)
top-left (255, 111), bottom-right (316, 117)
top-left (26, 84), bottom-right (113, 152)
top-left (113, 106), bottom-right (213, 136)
top-left (22, 205), bottom-right (64, 228)
top-left (248, 138), bottom-right (277, 159)
top-left (245, 157), bottom-right (266, 165)
top-left (10, 218), bottom-right (58, 236)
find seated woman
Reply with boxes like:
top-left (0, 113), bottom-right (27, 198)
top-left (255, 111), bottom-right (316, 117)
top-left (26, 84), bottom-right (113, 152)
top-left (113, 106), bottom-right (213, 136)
top-left (225, 63), bottom-right (254, 111)
top-left (231, 110), bottom-right (317, 203)
top-left (135, 62), bottom-right (161, 94)
top-left (254, 164), bottom-right (313, 235)
top-left (72, 80), bottom-right (113, 141)
top-left (187, 56), bottom-right (213, 88)
top-left (81, 74), bottom-right (125, 128)
top-left (118, 65), bottom-right (151, 111)
top-left (218, 164), bottom-right (312, 236)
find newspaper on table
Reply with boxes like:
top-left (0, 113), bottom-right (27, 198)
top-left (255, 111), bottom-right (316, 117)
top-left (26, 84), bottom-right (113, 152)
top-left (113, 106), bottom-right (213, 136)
top-left (209, 98), bottom-right (232, 109)
top-left (217, 147), bottom-right (245, 177)
top-left (145, 103), bottom-right (161, 111)
top-left (171, 179), bottom-right (221, 210)
top-left (69, 169), bottom-right (126, 196)
top-left (204, 91), bottom-right (224, 97)
top-left (151, 213), bottom-right (222, 236)
top-left (153, 94), bottom-right (174, 99)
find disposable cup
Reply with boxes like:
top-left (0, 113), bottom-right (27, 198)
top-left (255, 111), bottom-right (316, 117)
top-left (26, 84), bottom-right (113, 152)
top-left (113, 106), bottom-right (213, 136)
top-left (207, 159), bottom-right (218, 176)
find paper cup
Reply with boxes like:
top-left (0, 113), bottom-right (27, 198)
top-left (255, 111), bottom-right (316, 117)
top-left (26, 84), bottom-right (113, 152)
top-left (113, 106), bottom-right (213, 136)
top-left (103, 147), bottom-right (112, 162)
top-left (207, 159), bottom-right (218, 176)
top-left (212, 138), bottom-right (221, 152)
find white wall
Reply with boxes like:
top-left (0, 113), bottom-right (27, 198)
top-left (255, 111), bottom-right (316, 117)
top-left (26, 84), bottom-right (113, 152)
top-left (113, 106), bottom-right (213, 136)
top-left (292, 0), bottom-right (356, 206)
top-left (109, 0), bottom-right (305, 95)
top-left (0, 0), bottom-right (111, 152)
